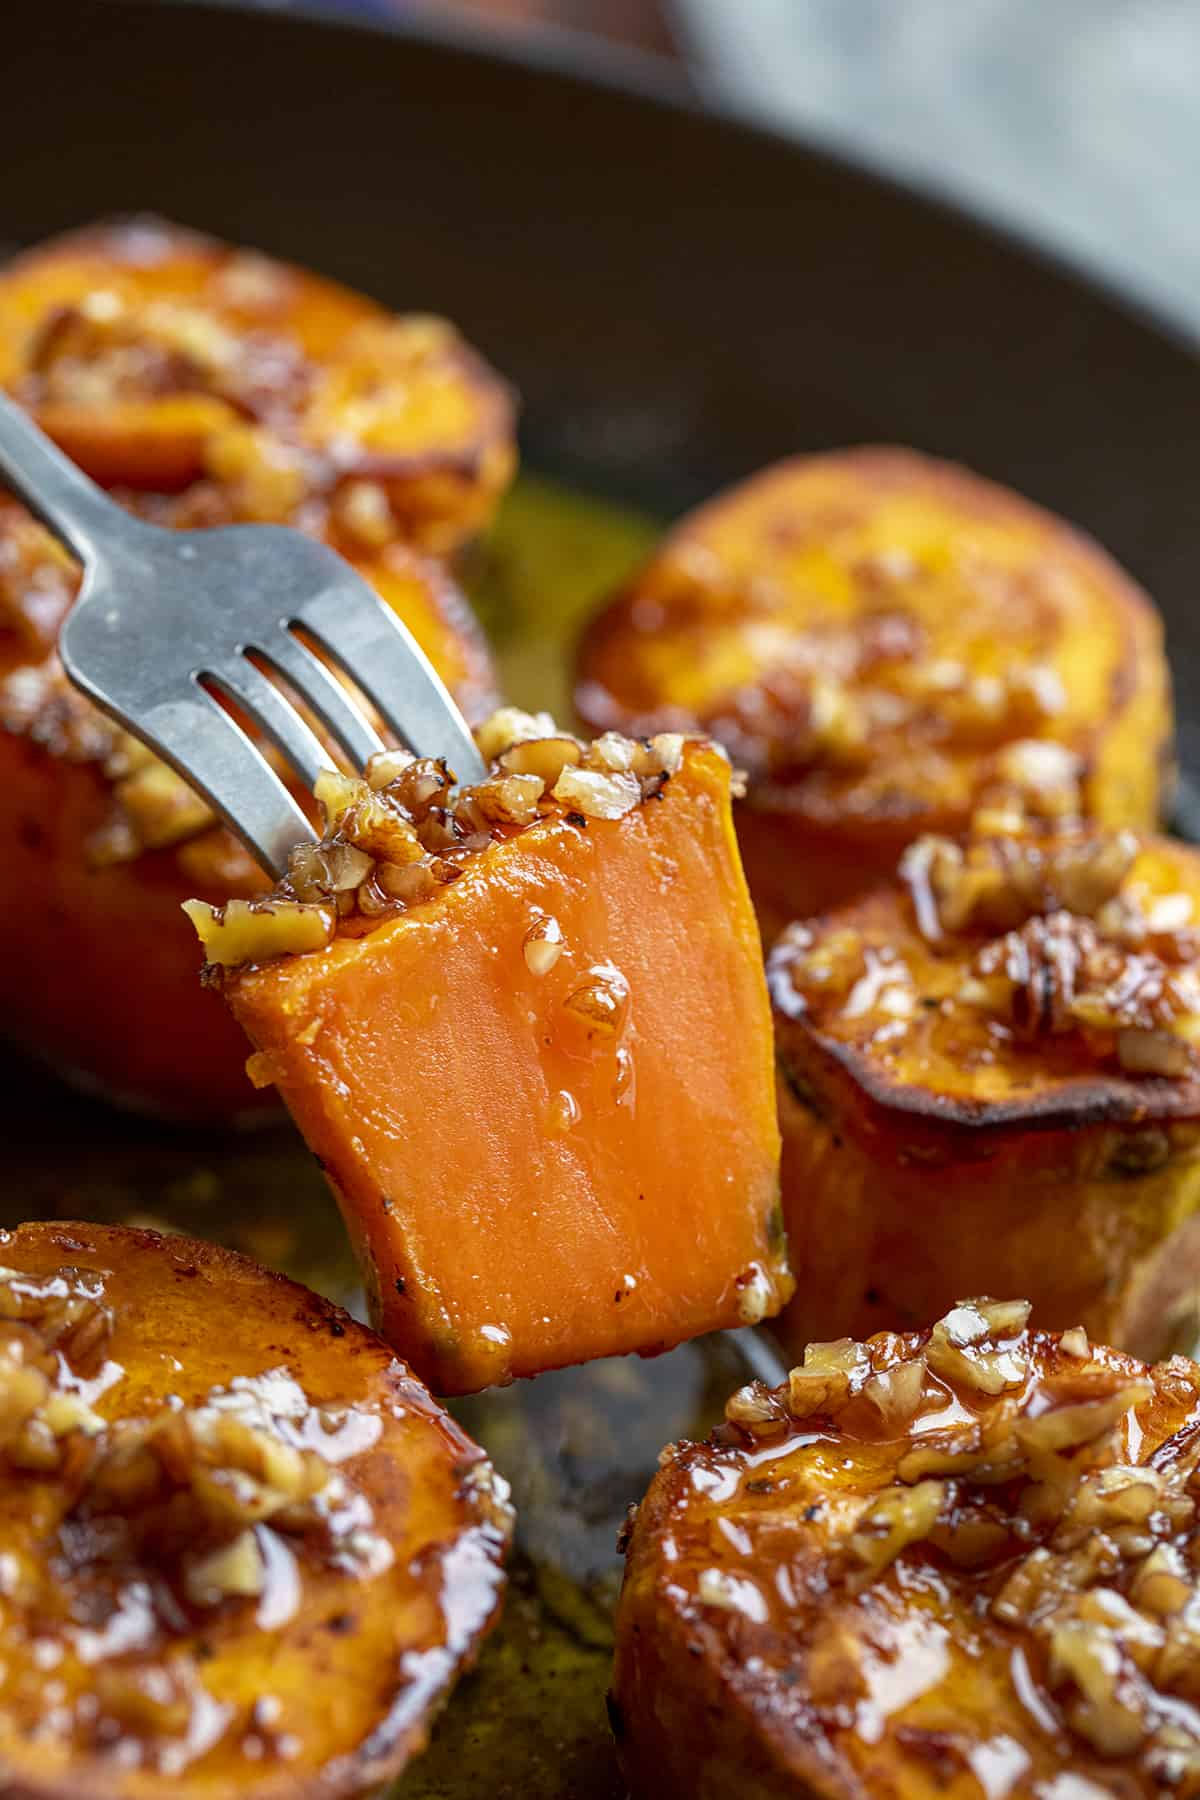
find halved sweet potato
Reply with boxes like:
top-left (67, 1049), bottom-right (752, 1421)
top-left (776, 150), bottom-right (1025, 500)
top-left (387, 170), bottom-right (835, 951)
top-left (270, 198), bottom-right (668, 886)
top-left (771, 823), bottom-right (1200, 1361)
top-left (0, 218), bottom-right (516, 549)
top-left (576, 448), bottom-right (1173, 941)
top-left (195, 715), bottom-right (790, 1394)
top-left (614, 1301), bottom-right (1200, 1798)
top-left (0, 1219), bottom-right (511, 1798)
top-left (0, 217), bottom-right (509, 1120)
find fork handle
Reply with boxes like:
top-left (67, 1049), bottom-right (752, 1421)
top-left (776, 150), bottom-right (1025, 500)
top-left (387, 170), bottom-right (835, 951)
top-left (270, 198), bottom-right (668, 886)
top-left (0, 391), bottom-right (143, 565)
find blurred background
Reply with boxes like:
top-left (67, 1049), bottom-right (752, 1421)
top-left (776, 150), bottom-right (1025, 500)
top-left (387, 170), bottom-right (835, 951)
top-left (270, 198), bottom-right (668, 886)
top-left (280, 0), bottom-right (1198, 342)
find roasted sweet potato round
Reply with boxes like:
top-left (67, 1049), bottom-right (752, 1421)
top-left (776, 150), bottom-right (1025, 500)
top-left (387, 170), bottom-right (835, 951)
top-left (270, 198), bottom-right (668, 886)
top-left (0, 218), bottom-right (516, 551)
top-left (0, 1219), bottom-right (511, 1799)
top-left (770, 824), bottom-right (1200, 1363)
top-left (576, 448), bottom-right (1173, 941)
top-left (614, 1303), bottom-right (1200, 1798)
top-left (190, 713), bottom-right (790, 1394)
top-left (0, 219), bottom-right (509, 1120)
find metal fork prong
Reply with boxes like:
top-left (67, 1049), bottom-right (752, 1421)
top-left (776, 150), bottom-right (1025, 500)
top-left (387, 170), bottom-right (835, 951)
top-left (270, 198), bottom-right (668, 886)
top-left (295, 584), bottom-right (487, 784)
top-left (257, 631), bottom-right (387, 773)
top-left (139, 690), bottom-right (316, 879)
top-left (206, 656), bottom-right (334, 796)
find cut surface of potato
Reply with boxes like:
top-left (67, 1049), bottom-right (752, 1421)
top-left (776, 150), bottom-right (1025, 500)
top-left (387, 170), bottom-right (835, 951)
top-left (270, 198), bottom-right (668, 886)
top-left (771, 825), bottom-right (1200, 1361)
top-left (198, 719), bottom-right (790, 1394)
top-left (614, 1304), bottom-right (1200, 1798)
top-left (576, 448), bottom-right (1173, 939)
top-left (0, 1220), bottom-right (511, 1799)
top-left (0, 218), bottom-right (510, 1119)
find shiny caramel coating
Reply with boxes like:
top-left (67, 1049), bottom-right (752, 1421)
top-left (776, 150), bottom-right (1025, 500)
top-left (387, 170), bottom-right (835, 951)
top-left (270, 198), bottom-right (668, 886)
top-left (614, 1306), bottom-right (1200, 1799)
top-left (0, 1220), bottom-right (511, 1799)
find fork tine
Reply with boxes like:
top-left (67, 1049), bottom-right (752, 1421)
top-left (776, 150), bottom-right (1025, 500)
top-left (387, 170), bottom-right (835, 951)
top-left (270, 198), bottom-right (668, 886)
top-left (294, 582), bottom-right (487, 783)
top-left (139, 690), bottom-right (315, 878)
top-left (257, 631), bottom-right (387, 773)
top-left (207, 656), bottom-right (334, 795)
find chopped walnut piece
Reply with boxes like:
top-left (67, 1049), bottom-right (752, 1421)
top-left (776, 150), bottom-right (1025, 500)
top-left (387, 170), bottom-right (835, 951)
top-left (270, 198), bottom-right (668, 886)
top-left (901, 830), bottom-right (1138, 943)
top-left (474, 706), bottom-right (558, 761)
top-left (553, 765), bottom-right (642, 820)
top-left (182, 897), bottom-right (335, 967)
top-left (187, 713), bottom-right (714, 965)
top-left (925, 1300), bottom-right (1028, 1395)
top-left (846, 1479), bottom-right (945, 1585)
top-left (724, 1382), bottom-right (783, 1433)
top-left (788, 1338), bottom-right (869, 1416)
top-left (859, 1358), bottom-right (928, 1435)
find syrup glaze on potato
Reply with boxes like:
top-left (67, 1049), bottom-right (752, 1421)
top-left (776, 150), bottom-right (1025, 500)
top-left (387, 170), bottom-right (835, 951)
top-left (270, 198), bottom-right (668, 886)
top-left (576, 448), bottom-right (1173, 941)
top-left (614, 1303), bottom-right (1200, 1799)
top-left (0, 217), bottom-right (516, 555)
top-left (192, 713), bottom-right (790, 1395)
top-left (0, 1221), bottom-right (511, 1799)
top-left (0, 219), bottom-right (512, 1119)
top-left (770, 825), bottom-right (1200, 1361)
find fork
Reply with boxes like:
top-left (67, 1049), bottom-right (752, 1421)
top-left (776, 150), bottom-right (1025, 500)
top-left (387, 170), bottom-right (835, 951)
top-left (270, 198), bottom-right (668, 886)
top-left (0, 393), bottom-right (487, 876)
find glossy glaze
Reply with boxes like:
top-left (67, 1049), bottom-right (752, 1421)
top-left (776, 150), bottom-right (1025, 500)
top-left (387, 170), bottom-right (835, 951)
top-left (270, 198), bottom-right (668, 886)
top-left (0, 1221), bottom-right (511, 1799)
top-left (614, 1312), bottom-right (1200, 1798)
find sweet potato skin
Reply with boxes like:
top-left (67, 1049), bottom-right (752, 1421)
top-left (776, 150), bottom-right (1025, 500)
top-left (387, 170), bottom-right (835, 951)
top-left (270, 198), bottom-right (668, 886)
top-left (772, 835), bottom-right (1200, 1361)
top-left (576, 448), bottom-right (1173, 940)
top-left (0, 1220), bottom-right (511, 1800)
top-left (222, 744), bottom-right (790, 1394)
top-left (0, 218), bottom-right (509, 1119)
top-left (613, 1322), bottom-right (1198, 1799)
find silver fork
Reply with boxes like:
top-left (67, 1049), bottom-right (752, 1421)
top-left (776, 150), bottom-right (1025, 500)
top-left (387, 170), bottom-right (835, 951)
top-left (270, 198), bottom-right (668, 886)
top-left (0, 393), bottom-right (486, 876)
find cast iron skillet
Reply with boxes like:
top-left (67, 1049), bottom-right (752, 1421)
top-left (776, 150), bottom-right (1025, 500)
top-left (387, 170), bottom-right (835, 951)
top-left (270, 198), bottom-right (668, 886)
top-left (2, 5), bottom-right (1200, 1794)
top-left (4, 0), bottom-right (1200, 739)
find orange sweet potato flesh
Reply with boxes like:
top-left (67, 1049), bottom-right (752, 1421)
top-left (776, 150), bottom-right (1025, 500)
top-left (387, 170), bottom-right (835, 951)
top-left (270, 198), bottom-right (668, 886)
top-left (222, 743), bottom-right (790, 1394)
top-left (771, 832), bottom-right (1200, 1363)
top-left (614, 1312), bottom-right (1200, 1798)
top-left (576, 448), bottom-right (1173, 942)
top-left (0, 217), bottom-right (509, 1119)
top-left (0, 1219), bottom-right (511, 1800)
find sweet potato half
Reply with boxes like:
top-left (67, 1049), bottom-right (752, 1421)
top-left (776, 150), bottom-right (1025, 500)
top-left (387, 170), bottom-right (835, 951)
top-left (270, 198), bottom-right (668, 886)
top-left (576, 448), bottom-right (1173, 941)
top-left (192, 714), bottom-right (790, 1394)
top-left (771, 824), bottom-right (1200, 1362)
top-left (0, 1219), bottom-right (512, 1799)
top-left (614, 1300), bottom-right (1200, 1798)
top-left (0, 220), bottom-right (511, 1119)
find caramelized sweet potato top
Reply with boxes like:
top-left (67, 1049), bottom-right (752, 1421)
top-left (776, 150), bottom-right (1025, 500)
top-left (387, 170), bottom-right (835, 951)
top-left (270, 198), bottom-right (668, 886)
top-left (577, 448), bottom-right (1170, 832)
top-left (0, 1221), bottom-right (511, 1799)
top-left (615, 1303), bottom-right (1200, 1797)
top-left (769, 827), bottom-right (1200, 1139)
top-left (0, 218), bottom-right (516, 550)
top-left (186, 708), bottom-right (695, 968)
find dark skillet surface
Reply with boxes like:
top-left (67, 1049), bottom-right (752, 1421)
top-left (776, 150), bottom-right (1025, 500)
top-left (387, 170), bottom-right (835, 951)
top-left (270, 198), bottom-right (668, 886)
top-left (4, 1), bottom-right (1200, 758)
top-left (1, 6), bottom-right (1200, 1792)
